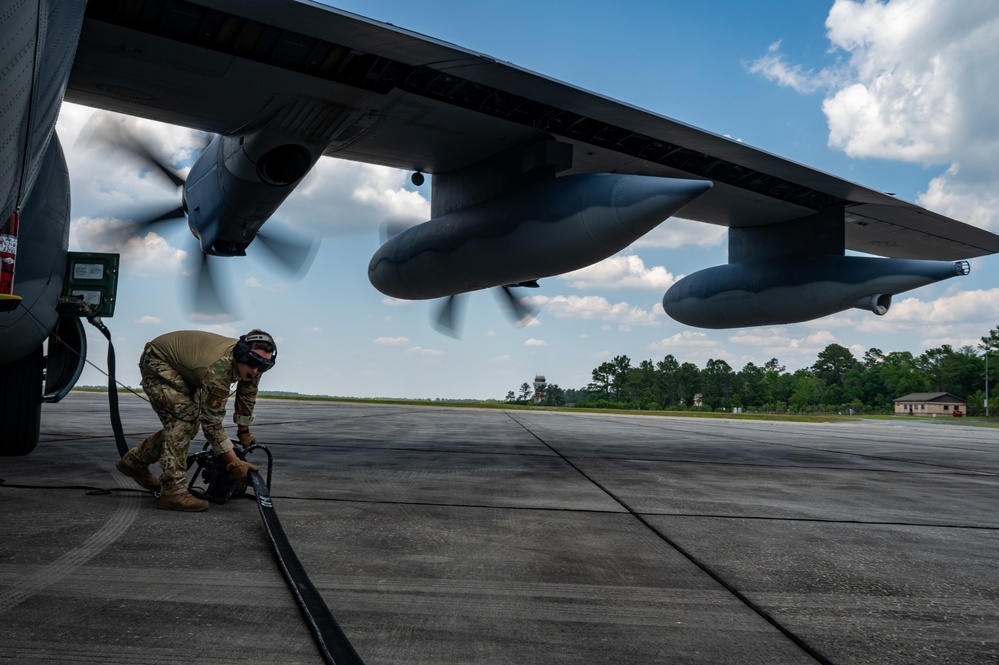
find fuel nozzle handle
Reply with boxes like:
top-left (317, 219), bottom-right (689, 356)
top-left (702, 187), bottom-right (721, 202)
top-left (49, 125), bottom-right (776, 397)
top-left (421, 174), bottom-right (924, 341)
top-left (57, 295), bottom-right (109, 337)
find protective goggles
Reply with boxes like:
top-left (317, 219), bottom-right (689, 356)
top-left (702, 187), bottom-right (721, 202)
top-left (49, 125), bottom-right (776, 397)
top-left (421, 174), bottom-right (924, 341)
top-left (244, 350), bottom-right (276, 372)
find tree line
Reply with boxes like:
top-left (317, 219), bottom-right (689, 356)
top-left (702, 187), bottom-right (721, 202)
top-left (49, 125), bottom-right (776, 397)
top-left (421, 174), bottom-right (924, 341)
top-left (506, 325), bottom-right (999, 416)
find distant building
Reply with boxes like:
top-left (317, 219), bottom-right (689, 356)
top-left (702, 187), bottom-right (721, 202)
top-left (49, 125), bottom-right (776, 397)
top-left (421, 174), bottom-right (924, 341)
top-left (533, 375), bottom-right (546, 404)
top-left (893, 392), bottom-right (966, 416)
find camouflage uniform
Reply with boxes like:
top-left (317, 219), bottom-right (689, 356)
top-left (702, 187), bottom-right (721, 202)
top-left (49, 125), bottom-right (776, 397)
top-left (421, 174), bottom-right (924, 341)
top-left (128, 331), bottom-right (260, 493)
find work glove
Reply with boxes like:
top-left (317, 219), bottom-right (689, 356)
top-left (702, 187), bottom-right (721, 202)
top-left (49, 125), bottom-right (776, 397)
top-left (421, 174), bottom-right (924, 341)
top-left (226, 458), bottom-right (260, 487)
top-left (237, 430), bottom-right (256, 448)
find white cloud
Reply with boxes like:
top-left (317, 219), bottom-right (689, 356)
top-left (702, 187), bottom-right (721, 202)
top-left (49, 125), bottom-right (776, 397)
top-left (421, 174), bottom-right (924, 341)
top-left (715, 288), bottom-right (999, 359)
top-left (728, 327), bottom-right (843, 359)
top-left (877, 288), bottom-right (999, 323)
top-left (381, 298), bottom-right (412, 307)
top-left (799, 330), bottom-right (839, 348)
top-left (560, 255), bottom-right (679, 291)
top-left (191, 323), bottom-right (240, 336)
top-left (59, 106), bottom-right (204, 216)
top-left (189, 312), bottom-right (237, 324)
top-left (727, 329), bottom-right (789, 347)
top-left (749, 1), bottom-right (999, 230)
top-left (243, 276), bottom-right (283, 292)
top-left (918, 165), bottom-right (999, 232)
top-left (919, 334), bottom-right (988, 350)
top-left (290, 160), bottom-right (430, 236)
top-left (632, 218), bottom-right (727, 249)
top-left (59, 108), bottom-right (220, 277)
top-left (852, 288), bottom-right (999, 349)
top-left (135, 315), bottom-right (161, 325)
top-left (524, 338), bottom-right (547, 347)
top-left (747, 41), bottom-right (835, 94)
top-left (821, 0), bottom-right (996, 164)
top-left (527, 294), bottom-right (660, 325)
top-left (375, 336), bottom-right (409, 346)
top-left (405, 346), bottom-right (444, 357)
top-left (69, 217), bottom-right (187, 275)
top-left (799, 313), bottom-right (858, 329)
top-left (62, 105), bottom-right (207, 171)
top-left (648, 330), bottom-right (718, 352)
top-left (847, 343), bottom-right (868, 358)
top-left (350, 164), bottom-right (430, 221)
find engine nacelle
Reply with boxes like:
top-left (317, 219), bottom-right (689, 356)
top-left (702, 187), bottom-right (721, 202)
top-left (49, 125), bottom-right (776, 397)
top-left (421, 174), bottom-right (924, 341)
top-left (663, 256), bottom-right (970, 329)
top-left (368, 174), bottom-right (711, 299)
top-left (183, 128), bottom-right (325, 256)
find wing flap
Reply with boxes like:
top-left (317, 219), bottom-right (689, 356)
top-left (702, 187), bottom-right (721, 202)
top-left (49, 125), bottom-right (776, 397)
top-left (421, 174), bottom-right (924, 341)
top-left (845, 204), bottom-right (999, 260)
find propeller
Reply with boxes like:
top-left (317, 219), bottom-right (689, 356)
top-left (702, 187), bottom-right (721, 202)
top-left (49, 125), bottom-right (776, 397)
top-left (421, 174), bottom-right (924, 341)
top-left (497, 283), bottom-right (538, 323)
top-left (431, 295), bottom-right (465, 338)
top-left (192, 250), bottom-right (235, 319)
top-left (249, 224), bottom-right (320, 281)
top-left (81, 116), bottom-right (319, 320)
top-left (430, 283), bottom-right (539, 338)
top-left (375, 216), bottom-right (540, 337)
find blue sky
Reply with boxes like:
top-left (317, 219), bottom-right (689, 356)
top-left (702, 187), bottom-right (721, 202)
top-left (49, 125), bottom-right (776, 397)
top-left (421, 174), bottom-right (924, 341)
top-left (61, 0), bottom-right (999, 399)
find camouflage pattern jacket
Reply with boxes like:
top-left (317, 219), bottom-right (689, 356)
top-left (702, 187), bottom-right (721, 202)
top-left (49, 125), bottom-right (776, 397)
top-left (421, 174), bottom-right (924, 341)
top-left (147, 330), bottom-right (260, 454)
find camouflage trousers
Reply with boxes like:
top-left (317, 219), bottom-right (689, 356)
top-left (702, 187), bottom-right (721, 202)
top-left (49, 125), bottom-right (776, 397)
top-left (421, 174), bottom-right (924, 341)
top-left (129, 346), bottom-right (202, 493)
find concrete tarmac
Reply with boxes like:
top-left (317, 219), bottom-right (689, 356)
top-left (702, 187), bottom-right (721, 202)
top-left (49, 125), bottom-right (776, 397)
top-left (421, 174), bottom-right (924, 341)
top-left (1, 391), bottom-right (997, 664)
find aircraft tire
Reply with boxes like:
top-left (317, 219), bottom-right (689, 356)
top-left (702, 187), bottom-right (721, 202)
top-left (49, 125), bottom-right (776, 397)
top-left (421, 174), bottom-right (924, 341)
top-left (0, 345), bottom-right (43, 456)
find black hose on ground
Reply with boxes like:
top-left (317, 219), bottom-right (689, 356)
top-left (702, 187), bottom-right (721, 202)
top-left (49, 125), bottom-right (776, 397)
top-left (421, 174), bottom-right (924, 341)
top-left (250, 471), bottom-right (366, 665)
top-left (82, 309), bottom-right (129, 457)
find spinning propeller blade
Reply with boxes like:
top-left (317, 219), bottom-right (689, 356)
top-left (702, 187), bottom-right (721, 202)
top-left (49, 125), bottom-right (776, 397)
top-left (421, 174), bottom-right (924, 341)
top-left (253, 226), bottom-right (320, 279)
top-left (85, 116), bottom-right (190, 188)
top-left (191, 251), bottom-right (238, 319)
top-left (497, 285), bottom-right (538, 325)
top-left (428, 285), bottom-right (538, 338)
top-left (431, 295), bottom-right (465, 338)
top-left (81, 114), bottom-right (318, 321)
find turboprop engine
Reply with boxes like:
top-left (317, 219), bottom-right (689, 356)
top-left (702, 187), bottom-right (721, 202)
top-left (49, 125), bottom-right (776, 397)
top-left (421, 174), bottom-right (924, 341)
top-left (182, 129), bottom-right (322, 256)
top-left (85, 107), bottom-right (330, 314)
top-left (368, 173), bottom-right (711, 299)
top-left (663, 255), bottom-right (970, 329)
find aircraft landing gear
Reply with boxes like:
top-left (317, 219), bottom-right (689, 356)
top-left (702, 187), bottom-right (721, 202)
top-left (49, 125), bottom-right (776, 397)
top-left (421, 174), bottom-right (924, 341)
top-left (0, 345), bottom-right (43, 455)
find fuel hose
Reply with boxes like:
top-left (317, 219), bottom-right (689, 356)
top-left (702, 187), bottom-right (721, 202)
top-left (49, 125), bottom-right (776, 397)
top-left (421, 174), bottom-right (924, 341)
top-left (249, 471), bottom-right (366, 665)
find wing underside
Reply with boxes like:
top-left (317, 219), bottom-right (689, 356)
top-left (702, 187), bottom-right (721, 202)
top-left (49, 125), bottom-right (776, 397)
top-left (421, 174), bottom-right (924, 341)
top-left (65, 0), bottom-right (999, 261)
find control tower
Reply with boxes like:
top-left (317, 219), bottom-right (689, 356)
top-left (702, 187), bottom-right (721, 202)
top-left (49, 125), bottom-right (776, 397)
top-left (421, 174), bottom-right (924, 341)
top-left (533, 374), bottom-right (546, 404)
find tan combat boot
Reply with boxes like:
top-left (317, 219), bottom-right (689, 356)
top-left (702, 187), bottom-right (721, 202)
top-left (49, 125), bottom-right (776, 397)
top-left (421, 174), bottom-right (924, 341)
top-left (157, 489), bottom-right (209, 512)
top-left (115, 452), bottom-right (162, 491)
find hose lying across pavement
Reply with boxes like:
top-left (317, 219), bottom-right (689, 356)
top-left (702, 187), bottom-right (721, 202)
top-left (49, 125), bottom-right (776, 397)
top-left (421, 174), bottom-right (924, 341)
top-left (248, 470), bottom-right (366, 665)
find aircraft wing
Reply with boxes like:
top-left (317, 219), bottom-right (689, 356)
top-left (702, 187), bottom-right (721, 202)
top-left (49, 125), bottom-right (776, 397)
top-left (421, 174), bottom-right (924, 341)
top-left (65, 0), bottom-right (999, 261)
